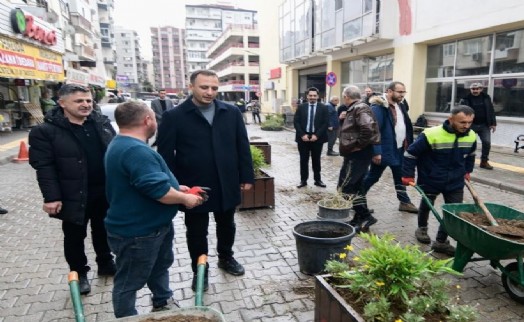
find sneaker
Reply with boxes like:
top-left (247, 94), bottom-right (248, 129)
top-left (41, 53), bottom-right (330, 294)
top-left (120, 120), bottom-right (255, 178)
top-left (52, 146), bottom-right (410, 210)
top-left (97, 260), bottom-right (117, 276)
top-left (480, 161), bottom-right (494, 170)
top-left (399, 202), bottom-right (418, 214)
top-left (218, 257), bottom-right (245, 276)
top-left (151, 297), bottom-right (180, 312)
top-left (78, 273), bottom-right (91, 295)
top-left (191, 272), bottom-right (209, 292)
top-left (431, 240), bottom-right (456, 256)
top-left (415, 227), bottom-right (431, 244)
top-left (359, 215), bottom-right (378, 233)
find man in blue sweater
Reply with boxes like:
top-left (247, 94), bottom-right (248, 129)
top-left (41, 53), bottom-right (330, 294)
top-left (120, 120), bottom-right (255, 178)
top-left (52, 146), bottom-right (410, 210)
top-left (104, 101), bottom-right (203, 318)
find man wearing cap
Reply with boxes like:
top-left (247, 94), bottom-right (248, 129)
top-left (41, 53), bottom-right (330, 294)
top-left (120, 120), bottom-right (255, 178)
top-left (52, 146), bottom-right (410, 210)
top-left (459, 83), bottom-right (497, 169)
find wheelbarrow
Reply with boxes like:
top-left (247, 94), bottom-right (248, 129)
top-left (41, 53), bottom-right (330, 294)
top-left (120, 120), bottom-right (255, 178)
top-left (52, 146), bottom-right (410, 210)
top-left (411, 184), bottom-right (524, 303)
top-left (70, 255), bottom-right (226, 321)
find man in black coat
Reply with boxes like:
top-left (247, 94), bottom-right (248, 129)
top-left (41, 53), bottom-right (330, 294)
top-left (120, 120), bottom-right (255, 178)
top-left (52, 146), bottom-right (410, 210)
top-left (29, 84), bottom-right (116, 295)
top-left (157, 70), bottom-right (254, 292)
top-left (459, 82), bottom-right (497, 169)
top-left (294, 87), bottom-right (329, 188)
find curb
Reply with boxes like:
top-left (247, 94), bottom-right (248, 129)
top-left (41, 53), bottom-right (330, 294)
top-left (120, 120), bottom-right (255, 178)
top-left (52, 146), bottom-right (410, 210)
top-left (471, 176), bottom-right (524, 195)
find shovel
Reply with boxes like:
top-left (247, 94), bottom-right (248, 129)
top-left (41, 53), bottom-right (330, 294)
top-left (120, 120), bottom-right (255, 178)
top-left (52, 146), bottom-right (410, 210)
top-left (464, 180), bottom-right (524, 238)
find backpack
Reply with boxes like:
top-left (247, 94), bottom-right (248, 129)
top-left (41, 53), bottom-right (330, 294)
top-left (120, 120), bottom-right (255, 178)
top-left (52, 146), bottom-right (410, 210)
top-left (415, 114), bottom-right (428, 128)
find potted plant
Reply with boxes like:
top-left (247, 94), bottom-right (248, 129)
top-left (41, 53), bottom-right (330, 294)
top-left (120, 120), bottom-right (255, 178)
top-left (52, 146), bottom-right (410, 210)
top-left (317, 166), bottom-right (355, 222)
top-left (239, 145), bottom-right (275, 210)
top-left (249, 141), bottom-right (271, 164)
top-left (260, 114), bottom-right (284, 131)
top-left (316, 233), bottom-right (478, 322)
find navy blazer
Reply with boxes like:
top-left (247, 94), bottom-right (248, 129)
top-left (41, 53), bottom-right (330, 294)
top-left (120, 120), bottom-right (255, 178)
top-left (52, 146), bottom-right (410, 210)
top-left (293, 102), bottom-right (329, 143)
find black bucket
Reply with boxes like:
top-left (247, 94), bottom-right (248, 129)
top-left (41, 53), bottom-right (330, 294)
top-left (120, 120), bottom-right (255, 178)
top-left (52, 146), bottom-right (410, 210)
top-left (292, 221), bottom-right (356, 275)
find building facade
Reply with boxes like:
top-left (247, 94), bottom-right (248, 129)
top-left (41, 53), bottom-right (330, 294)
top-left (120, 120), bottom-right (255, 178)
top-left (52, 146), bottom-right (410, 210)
top-left (114, 26), bottom-right (143, 97)
top-left (185, 4), bottom-right (257, 75)
top-left (276, 0), bottom-right (524, 148)
top-left (150, 26), bottom-right (186, 93)
top-left (206, 25), bottom-right (259, 102)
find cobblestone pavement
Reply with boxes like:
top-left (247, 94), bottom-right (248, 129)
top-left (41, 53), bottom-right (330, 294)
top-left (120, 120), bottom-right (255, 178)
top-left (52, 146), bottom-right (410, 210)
top-left (1, 125), bottom-right (524, 321)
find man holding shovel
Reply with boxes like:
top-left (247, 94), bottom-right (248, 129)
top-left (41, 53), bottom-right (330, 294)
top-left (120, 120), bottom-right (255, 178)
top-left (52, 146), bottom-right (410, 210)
top-left (402, 105), bottom-right (477, 256)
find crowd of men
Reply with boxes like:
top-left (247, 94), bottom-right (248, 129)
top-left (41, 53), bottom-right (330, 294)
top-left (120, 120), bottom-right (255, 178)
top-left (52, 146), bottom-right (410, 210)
top-left (22, 72), bottom-right (495, 318)
top-left (293, 81), bottom-right (492, 255)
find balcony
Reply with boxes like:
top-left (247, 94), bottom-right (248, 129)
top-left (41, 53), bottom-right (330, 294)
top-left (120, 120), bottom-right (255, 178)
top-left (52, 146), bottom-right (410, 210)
top-left (75, 44), bottom-right (96, 61)
top-left (70, 13), bottom-right (92, 35)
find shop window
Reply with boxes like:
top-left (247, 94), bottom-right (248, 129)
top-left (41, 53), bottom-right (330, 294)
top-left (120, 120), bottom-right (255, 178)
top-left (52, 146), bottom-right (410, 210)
top-left (493, 30), bottom-right (524, 74)
top-left (425, 82), bottom-right (453, 113)
top-left (455, 35), bottom-right (491, 76)
top-left (492, 77), bottom-right (524, 117)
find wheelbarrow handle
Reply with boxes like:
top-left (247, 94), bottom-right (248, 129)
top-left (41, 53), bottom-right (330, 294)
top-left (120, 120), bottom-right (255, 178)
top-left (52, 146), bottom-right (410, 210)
top-left (408, 183), bottom-right (444, 226)
top-left (195, 254), bottom-right (208, 307)
top-left (68, 272), bottom-right (86, 322)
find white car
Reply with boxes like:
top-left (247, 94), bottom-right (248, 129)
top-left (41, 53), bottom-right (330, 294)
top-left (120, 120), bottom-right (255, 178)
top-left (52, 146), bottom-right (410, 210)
top-left (99, 103), bottom-right (119, 133)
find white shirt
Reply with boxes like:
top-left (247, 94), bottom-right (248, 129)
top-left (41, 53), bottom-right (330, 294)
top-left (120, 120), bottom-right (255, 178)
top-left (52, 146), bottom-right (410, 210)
top-left (394, 103), bottom-right (406, 148)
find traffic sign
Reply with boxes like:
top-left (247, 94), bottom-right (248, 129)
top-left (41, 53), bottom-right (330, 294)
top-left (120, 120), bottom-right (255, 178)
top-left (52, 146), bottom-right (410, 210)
top-left (326, 72), bottom-right (337, 87)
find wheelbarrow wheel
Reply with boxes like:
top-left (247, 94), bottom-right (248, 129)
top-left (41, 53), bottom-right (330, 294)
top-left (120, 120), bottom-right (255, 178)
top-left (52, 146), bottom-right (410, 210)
top-left (501, 262), bottom-right (524, 304)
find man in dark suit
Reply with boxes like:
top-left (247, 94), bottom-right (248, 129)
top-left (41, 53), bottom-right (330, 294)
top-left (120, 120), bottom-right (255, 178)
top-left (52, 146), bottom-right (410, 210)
top-left (294, 87), bottom-right (329, 188)
top-left (151, 89), bottom-right (175, 125)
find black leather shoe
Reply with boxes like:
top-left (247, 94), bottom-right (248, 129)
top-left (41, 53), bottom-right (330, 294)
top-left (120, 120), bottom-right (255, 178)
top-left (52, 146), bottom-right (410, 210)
top-left (78, 273), bottom-right (91, 295)
top-left (0, 207), bottom-right (7, 215)
top-left (296, 181), bottom-right (307, 188)
top-left (98, 260), bottom-right (117, 276)
top-left (218, 257), bottom-right (245, 276)
top-left (314, 181), bottom-right (327, 188)
top-left (327, 151), bottom-right (340, 156)
top-left (191, 272), bottom-right (209, 292)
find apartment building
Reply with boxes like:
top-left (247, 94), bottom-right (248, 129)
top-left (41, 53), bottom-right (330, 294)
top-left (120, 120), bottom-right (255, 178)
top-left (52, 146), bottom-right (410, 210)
top-left (185, 4), bottom-right (257, 75)
top-left (206, 25), bottom-right (260, 102)
top-left (150, 26), bottom-right (186, 93)
top-left (114, 26), bottom-right (143, 96)
top-left (97, 0), bottom-right (117, 85)
top-left (272, 0), bottom-right (524, 148)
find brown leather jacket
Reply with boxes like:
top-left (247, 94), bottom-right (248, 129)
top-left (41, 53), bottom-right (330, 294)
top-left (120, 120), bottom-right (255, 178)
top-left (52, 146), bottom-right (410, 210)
top-left (339, 101), bottom-right (380, 156)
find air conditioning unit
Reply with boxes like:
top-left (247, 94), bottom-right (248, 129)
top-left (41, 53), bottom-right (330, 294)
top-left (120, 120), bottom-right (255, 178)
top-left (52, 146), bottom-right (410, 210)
top-left (472, 53), bottom-right (481, 61)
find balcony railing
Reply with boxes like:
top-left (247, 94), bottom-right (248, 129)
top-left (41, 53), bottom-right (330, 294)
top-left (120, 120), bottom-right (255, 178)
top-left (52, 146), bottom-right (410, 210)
top-left (70, 13), bottom-right (92, 35)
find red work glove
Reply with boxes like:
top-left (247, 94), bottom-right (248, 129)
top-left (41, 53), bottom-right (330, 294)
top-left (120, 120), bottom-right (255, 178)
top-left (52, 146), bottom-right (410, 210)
top-left (464, 173), bottom-right (471, 181)
top-left (186, 187), bottom-right (209, 201)
top-left (401, 177), bottom-right (415, 186)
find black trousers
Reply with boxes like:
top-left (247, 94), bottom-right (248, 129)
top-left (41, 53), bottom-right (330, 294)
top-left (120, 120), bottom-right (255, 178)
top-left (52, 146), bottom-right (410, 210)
top-left (327, 129), bottom-right (337, 152)
top-left (338, 156), bottom-right (372, 216)
top-left (62, 195), bottom-right (113, 273)
top-left (417, 189), bottom-right (463, 242)
top-left (184, 208), bottom-right (236, 273)
top-left (297, 140), bottom-right (324, 182)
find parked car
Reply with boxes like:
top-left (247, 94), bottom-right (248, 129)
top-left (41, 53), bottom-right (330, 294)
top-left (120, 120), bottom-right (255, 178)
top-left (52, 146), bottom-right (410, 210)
top-left (99, 103), bottom-right (119, 133)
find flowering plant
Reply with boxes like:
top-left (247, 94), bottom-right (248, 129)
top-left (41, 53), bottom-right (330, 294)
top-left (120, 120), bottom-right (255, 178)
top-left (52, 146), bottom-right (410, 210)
top-left (324, 233), bottom-right (477, 322)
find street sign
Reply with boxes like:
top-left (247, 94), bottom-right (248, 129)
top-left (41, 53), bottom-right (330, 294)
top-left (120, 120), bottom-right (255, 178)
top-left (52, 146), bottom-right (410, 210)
top-left (326, 72), bottom-right (337, 87)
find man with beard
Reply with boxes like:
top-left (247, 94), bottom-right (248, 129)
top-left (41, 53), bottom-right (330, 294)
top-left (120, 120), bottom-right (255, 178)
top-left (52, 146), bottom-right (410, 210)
top-left (403, 105), bottom-right (477, 256)
top-left (104, 101), bottom-right (202, 317)
top-left (363, 81), bottom-right (418, 214)
top-left (157, 69), bottom-right (254, 292)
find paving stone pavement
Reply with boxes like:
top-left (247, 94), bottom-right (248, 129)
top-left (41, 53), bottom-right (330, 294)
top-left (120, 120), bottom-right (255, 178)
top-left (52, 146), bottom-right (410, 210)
top-left (0, 124), bottom-right (524, 322)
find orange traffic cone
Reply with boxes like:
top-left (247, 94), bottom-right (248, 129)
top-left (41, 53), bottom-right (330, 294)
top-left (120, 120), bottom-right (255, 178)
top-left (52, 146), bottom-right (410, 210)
top-left (13, 141), bottom-right (29, 163)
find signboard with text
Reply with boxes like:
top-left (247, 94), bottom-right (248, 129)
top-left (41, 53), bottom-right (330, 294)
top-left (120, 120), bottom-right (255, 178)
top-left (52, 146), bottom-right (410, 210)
top-left (0, 34), bottom-right (64, 81)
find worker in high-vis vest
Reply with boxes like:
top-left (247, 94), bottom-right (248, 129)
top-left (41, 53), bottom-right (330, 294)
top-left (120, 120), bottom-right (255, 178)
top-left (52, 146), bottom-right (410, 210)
top-left (402, 105), bottom-right (477, 256)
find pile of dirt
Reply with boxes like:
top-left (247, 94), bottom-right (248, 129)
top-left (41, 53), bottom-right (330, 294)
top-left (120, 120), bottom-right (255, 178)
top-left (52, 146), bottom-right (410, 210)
top-left (459, 212), bottom-right (524, 242)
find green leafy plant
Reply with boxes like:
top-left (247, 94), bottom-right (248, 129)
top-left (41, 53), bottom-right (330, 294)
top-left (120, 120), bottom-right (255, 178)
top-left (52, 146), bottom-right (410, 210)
top-left (261, 114), bottom-right (284, 131)
top-left (325, 233), bottom-right (477, 322)
top-left (250, 145), bottom-right (268, 178)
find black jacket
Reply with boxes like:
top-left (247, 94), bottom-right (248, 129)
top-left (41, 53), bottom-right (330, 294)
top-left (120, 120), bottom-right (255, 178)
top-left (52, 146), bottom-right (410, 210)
top-left (459, 93), bottom-right (497, 127)
top-left (29, 107), bottom-right (115, 225)
top-left (294, 102), bottom-right (329, 143)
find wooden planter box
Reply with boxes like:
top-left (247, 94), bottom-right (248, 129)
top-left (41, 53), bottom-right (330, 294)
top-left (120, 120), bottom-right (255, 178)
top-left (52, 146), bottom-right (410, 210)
top-left (315, 274), bottom-right (365, 322)
top-left (250, 141), bottom-right (271, 164)
top-left (239, 170), bottom-right (274, 210)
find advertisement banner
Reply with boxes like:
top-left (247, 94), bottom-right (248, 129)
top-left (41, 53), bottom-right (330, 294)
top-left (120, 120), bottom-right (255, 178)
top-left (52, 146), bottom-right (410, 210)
top-left (0, 35), bottom-right (64, 81)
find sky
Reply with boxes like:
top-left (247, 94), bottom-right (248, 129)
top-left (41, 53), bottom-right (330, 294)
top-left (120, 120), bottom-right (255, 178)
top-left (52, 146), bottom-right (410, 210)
top-left (113, 0), bottom-right (258, 60)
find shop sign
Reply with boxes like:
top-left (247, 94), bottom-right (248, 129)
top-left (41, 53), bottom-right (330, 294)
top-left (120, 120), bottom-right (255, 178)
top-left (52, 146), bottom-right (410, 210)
top-left (89, 73), bottom-right (105, 87)
top-left (10, 9), bottom-right (57, 46)
top-left (0, 34), bottom-right (63, 81)
top-left (269, 67), bottom-right (281, 79)
top-left (66, 68), bottom-right (88, 86)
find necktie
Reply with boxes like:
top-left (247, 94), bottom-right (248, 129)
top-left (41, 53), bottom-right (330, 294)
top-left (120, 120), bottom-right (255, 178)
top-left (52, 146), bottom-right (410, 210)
top-left (308, 104), bottom-right (315, 133)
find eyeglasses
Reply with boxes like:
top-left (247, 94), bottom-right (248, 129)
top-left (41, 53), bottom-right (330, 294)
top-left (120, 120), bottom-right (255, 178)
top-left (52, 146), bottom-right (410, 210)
top-left (471, 88), bottom-right (481, 90)
top-left (393, 90), bottom-right (407, 94)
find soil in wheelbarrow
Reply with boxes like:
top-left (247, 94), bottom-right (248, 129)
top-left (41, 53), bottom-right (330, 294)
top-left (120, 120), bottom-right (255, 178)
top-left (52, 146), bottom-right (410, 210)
top-left (459, 212), bottom-right (524, 242)
top-left (140, 316), bottom-right (219, 322)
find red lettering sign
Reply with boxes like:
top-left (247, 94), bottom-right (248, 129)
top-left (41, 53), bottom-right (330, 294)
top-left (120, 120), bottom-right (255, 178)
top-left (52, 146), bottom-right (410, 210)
top-left (269, 67), bottom-right (281, 79)
top-left (23, 15), bottom-right (57, 46)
